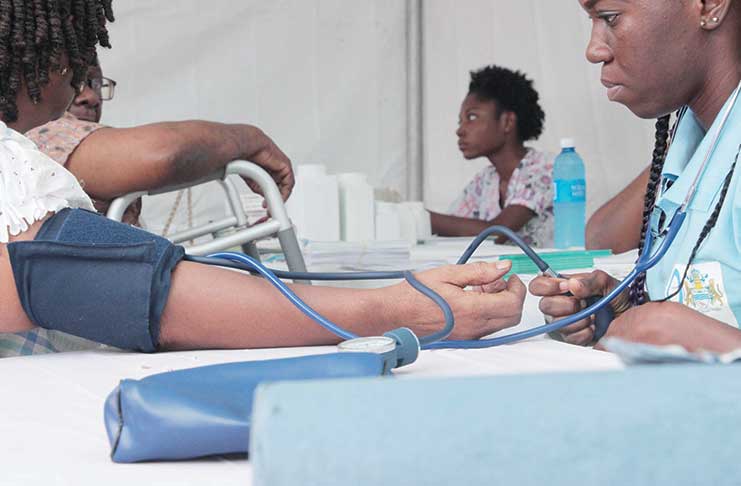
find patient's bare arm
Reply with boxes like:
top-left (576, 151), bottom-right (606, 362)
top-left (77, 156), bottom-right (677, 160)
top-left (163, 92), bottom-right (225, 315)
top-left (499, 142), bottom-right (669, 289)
top-left (2, 221), bottom-right (527, 349)
top-left (0, 220), bottom-right (44, 333)
top-left (158, 260), bottom-right (526, 350)
top-left (66, 122), bottom-right (294, 201)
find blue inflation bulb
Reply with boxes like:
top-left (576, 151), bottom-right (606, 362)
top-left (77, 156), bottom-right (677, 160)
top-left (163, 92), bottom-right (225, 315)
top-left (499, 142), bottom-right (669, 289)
top-left (104, 353), bottom-right (388, 463)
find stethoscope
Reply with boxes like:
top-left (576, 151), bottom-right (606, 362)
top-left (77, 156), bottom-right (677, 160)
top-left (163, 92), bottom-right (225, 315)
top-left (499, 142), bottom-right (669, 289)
top-left (185, 81), bottom-right (740, 370)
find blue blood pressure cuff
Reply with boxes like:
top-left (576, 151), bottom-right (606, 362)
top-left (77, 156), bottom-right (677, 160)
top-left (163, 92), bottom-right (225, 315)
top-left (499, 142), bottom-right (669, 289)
top-left (7, 208), bottom-right (185, 352)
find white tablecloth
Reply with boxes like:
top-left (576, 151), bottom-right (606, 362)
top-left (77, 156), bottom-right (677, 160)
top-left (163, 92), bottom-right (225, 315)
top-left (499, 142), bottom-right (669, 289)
top-left (0, 241), bottom-right (626, 485)
top-left (0, 343), bottom-right (622, 485)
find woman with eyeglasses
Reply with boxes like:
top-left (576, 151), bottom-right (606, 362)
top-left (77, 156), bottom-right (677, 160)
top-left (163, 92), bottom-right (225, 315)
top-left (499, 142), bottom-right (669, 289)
top-left (68, 62), bottom-right (116, 123)
top-left (24, 57), bottom-right (298, 230)
top-left (530, 0), bottom-right (741, 353)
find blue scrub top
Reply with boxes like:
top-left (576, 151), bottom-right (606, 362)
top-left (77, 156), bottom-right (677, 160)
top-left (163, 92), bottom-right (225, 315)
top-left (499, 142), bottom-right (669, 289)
top-left (646, 85), bottom-right (741, 326)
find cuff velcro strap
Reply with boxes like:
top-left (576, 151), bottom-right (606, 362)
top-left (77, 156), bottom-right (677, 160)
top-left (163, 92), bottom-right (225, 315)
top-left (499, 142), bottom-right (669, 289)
top-left (8, 240), bottom-right (160, 352)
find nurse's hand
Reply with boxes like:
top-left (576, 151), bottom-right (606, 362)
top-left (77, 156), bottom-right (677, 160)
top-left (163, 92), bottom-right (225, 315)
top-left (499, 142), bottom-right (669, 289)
top-left (597, 302), bottom-right (741, 354)
top-left (388, 260), bottom-right (526, 341)
top-left (529, 270), bottom-right (625, 345)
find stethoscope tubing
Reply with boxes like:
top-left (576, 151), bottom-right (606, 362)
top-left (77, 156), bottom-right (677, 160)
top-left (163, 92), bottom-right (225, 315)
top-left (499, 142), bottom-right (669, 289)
top-left (186, 209), bottom-right (683, 350)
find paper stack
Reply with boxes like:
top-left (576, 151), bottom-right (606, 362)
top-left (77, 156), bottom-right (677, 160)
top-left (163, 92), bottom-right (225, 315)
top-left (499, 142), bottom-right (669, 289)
top-left (302, 240), bottom-right (412, 271)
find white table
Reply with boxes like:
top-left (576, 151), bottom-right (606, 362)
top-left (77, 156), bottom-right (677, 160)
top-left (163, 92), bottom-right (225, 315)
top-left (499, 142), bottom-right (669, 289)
top-left (0, 340), bottom-right (622, 485)
top-left (0, 241), bottom-right (626, 485)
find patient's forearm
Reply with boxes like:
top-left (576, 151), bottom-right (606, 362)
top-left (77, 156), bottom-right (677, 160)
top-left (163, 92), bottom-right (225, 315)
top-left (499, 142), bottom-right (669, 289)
top-left (430, 205), bottom-right (535, 243)
top-left (158, 262), bottom-right (397, 350)
top-left (67, 121), bottom-right (263, 199)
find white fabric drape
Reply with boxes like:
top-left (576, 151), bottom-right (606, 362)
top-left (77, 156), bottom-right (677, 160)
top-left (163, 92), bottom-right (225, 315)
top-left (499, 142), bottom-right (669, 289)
top-left (99, 0), bottom-right (410, 234)
top-left (98, 0), bottom-right (653, 232)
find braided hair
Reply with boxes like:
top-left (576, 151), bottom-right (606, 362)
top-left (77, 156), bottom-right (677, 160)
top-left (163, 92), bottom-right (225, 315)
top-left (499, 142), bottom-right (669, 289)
top-left (629, 114), bottom-right (740, 305)
top-left (629, 115), bottom-right (671, 305)
top-left (0, 0), bottom-right (114, 122)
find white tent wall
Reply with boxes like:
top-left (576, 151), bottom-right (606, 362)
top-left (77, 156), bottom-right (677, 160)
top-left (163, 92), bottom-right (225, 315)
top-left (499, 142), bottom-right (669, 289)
top-left (98, 0), bottom-right (411, 234)
top-left (98, 1), bottom-right (654, 234)
top-left (422, 0), bottom-right (655, 217)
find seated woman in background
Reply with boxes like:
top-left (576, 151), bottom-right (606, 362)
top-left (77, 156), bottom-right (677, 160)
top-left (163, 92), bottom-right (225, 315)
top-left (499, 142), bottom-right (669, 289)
top-left (429, 65), bottom-right (554, 247)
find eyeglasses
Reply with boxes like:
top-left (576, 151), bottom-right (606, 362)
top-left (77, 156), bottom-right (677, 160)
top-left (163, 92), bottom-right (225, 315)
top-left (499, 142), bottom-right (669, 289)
top-left (85, 76), bottom-right (117, 101)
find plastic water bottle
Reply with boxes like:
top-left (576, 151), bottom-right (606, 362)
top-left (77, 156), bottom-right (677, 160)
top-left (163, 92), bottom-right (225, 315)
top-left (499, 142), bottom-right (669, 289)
top-left (553, 138), bottom-right (586, 248)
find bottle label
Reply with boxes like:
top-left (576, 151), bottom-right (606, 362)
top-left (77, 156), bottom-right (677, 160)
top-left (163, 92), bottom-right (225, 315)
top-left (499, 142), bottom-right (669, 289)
top-left (554, 179), bottom-right (586, 203)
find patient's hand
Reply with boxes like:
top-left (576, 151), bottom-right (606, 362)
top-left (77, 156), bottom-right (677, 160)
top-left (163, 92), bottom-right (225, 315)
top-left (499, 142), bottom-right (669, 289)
top-left (241, 126), bottom-right (295, 202)
top-left (529, 270), bottom-right (623, 346)
top-left (385, 260), bottom-right (526, 341)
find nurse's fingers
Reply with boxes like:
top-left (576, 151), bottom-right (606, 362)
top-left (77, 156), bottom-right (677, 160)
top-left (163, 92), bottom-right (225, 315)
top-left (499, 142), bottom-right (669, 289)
top-left (529, 272), bottom-right (593, 297)
top-left (555, 318), bottom-right (592, 336)
top-left (528, 275), bottom-right (566, 296)
top-left (561, 270), bottom-right (618, 300)
top-left (561, 324), bottom-right (595, 346)
top-left (539, 294), bottom-right (583, 317)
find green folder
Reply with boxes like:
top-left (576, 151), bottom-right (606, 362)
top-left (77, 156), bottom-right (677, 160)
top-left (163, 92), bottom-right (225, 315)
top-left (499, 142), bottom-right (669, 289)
top-left (499, 249), bottom-right (613, 275)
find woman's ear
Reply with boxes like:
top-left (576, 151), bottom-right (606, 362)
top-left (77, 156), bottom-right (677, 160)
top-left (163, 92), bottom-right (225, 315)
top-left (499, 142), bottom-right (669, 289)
top-left (698, 0), bottom-right (733, 29)
top-left (502, 111), bottom-right (518, 135)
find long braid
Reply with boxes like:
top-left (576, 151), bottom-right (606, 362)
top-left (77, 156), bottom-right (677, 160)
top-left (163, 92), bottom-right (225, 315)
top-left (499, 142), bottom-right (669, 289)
top-left (0, 2), bottom-right (9, 115)
top-left (45, 0), bottom-right (63, 71)
top-left (629, 115), bottom-right (671, 305)
top-left (657, 144), bottom-right (740, 303)
top-left (0, 0), bottom-right (114, 123)
top-left (22, 0), bottom-right (42, 103)
top-left (33, 0), bottom-right (50, 87)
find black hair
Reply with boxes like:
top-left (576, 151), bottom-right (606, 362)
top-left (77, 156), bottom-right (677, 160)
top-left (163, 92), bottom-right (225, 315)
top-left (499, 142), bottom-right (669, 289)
top-left (468, 65), bottom-right (545, 142)
top-left (0, 0), bottom-right (114, 122)
top-left (629, 115), bottom-right (671, 305)
top-left (629, 114), bottom-right (739, 306)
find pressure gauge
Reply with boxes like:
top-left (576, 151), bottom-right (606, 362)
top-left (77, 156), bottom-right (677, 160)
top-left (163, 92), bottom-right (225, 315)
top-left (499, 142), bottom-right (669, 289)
top-left (337, 336), bottom-right (396, 354)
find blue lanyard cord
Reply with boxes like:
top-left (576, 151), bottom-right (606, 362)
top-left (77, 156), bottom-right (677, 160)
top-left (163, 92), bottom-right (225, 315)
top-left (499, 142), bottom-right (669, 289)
top-left (185, 253), bottom-right (455, 346)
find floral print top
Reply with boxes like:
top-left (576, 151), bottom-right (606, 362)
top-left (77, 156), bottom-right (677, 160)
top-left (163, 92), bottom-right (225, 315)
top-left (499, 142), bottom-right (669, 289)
top-left (25, 112), bottom-right (141, 226)
top-left (448, 148), bottom-right (554, 247)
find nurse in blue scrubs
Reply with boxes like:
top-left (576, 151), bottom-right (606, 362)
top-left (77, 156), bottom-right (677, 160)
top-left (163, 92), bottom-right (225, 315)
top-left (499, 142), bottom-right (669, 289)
top-left (530, 0), bottom-right (741, 353)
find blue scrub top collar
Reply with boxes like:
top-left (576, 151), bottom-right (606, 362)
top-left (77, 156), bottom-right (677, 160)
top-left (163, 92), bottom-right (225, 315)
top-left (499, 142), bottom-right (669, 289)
top-left (659, 85), bottom-right (741, 214)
